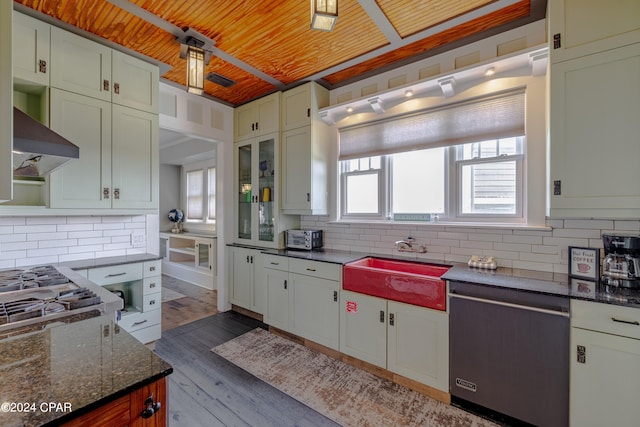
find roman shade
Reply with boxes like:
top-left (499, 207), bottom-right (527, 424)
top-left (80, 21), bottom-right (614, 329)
top-left (338, 88), bottom-right (526, 160)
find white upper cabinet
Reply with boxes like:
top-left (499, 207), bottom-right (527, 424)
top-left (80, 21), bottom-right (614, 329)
top-left (13, 11), bottom-right (50, 86)
top-left (281, 82), bottom-right (334, 215)
top-left (111, 50), bottom-right (159, 113)
top-left (549, 0), bottom-right (640, 63)
top-left (0, 2), bottom-right (12, 203)
top-left (51, 27), bottom-right (112, 102)
top-left (234, 92), bottom-right (280, 141)
top-left (49, 88), bottom-right (158, 210)
top-left (51, 27), bottom-right (158, 113)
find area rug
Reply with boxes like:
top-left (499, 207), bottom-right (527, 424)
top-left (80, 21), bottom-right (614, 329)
top-left (161, 287), bottom-right (187, 303)
top-left (212, 328), bottom-right (498, 427)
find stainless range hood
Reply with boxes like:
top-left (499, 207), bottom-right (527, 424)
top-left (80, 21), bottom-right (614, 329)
top-left (13, 107), bottom-right (79, 178)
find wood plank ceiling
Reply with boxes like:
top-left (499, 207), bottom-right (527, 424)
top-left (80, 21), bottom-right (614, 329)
top-left (14, 0), bottom-right (545, 106)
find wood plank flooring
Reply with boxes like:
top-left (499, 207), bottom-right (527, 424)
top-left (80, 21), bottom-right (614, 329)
top-left (161, 275), bottom-right (218, 332)
top-left (154, 313), bottom-right (340, 427)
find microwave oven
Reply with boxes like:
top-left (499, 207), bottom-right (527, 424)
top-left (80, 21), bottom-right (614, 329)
top-left (285, 230), bottom-right (323, 250)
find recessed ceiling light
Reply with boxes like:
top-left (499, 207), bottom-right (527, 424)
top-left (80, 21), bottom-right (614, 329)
top-left (346, 106), bottom-right (354, 113)
top-left (405, 89), bottom-right (414, 97)
top-left (484, 67), bottom-right (496, 77)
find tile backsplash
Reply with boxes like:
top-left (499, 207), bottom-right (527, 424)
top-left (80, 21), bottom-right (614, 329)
top-left (301, 216), bottom-right (640, 274)
top-left (0, 215), bottom-right (149, 269)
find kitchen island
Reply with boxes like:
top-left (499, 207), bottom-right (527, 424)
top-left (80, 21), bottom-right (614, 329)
top-left (0, 314), bottom-right (172, 427)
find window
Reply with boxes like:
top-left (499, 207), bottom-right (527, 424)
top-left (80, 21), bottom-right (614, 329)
top-left (340, 138), bottom-right (524, 221)
top-left (338, 89), bottom-right (527, 223)
top-left (183, 163), bottom-right (216, 224)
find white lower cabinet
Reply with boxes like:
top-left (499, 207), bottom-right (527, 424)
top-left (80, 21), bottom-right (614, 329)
top-left (570, 300), bottom-right (640, 427)
top-left (228, 246), bottom-right (264, 314)
top-left (263, 256), bottom-right (341, 350)
top-left (340, 290), bottom-right (449, 392)
top-left (87, 260), bottom-right (162, 344)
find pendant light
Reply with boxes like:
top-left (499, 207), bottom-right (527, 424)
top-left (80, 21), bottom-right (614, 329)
top-left (311, 0), bottom-right (338, 31)
top-left (186, 46), bottom-right (205, 95)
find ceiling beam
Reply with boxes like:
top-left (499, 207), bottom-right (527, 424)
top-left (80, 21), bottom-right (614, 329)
top-left (357, 0), bottom-right (401, 44)
top-left (106, 0), bottom-right (284, 87)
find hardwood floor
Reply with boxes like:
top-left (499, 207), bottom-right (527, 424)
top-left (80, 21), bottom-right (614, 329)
top-left (161, 275), bottom-right (218, 332)
top-left (154, 312), bottom-right (340, 427)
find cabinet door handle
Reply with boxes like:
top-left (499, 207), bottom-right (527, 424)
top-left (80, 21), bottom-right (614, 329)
top-left (103, 79), bottom-right (109, 91)
top-left (389, 313), bottom-right (395, 326)
top-left (379, 310), bottom-right (385, 323)
top-left (306, 192), bottom-right (310, 202)
top-left (255, 121), bottom-right (259, 130)
top-left (132, 319), bottom-right (148, 327)
top-left (247, 255), bottom-right (250, 263)
top-left (103, 187), bottom-right (110, 199)
top-left (553, 33), bottom-right (561, 49)
top-left (250, 256), bottom-right (253, 263)
top-left (333, 291), bottom-right (338, 302)
top-left (149, 282), bottom-right (156, 288)
top-left (105, 272), bottom-right (127, 278)
top-left (612, 317), bottom-right (640, 326)
top-left (270, 262), bottom-right (279, 266)
top-left (284, 279), bottom-right (287, 290)
top-left (149, 266), bottom-right (156, 272)
top-left (39, 59), bottom-right (47, 74)
top-left (307, 108), bottom-right (310, 117)
top-left (149, 299), bottom-right (156, 305)
top-left (114, 188), bottom-right (120, 199)
top-left (114, 82), bottom-right (120, 94)
top-left (306, 268), bottom-right (316, 272)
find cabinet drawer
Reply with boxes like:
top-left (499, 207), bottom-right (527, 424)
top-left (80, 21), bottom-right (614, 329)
top-left (143, 277), bottom-right (161, 295)
top-left (572, 300), bottom-right (640, 340)
top-left (263, 254), bottom-right (289, 271)
top-left (129, 324), bottom-right (161, 344)
top-left (88, 263), bottom-right (143, 286)
top-left (142, 292), bottom-right (162, 312)
top-left (143, 260), bottom-right (161, 277)
top-left (289, 258), bottom-right (341, 281)
top-left (118, 309), bottom-right (161, 332)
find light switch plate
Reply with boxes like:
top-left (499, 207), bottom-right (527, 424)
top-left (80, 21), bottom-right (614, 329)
top-left (131, 230), bottom-right (146, 247)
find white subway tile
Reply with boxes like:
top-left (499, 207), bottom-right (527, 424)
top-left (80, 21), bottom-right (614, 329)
top-left (0, 260), bottom-right (15, 269)
top-left (563, 219), bottom-right (614, 230)
top-left (94, 223), bottom-right (125, 230)
top-left (39, 239), bottom-right (79, 249)
top-left (512, 260), bottom-right (554, 272)
top-left (493, 242), bottom-right (532, 252)
top-left (0, 250), bottom-right (27, 260)
top-left (614, 220), bottom-right (640, 231)
top-left (27, 232), bottom-right (68, 241)
top-left (15, 225), bottom-right (57, 234)
top-left (68, 231), bottom-right (103, 239)
top-left (0, 226), bottom-right (14, 234)
top-left (0, 217), bottom-right (26, 226)
top-left (2, 241), bottom-right (38, 251)
top-left (68, 244), bottom-right (103, 254)
top-left (468, 233), bottom-right (503, 243)
top-left (57, 224), bottom-right (94, 232)
top-left (531, 244), bottom-right (559, 255)
top-left (59, 253), bottom-right (95, 263)
top-left (26, 216), bottom-right (67, 225)
top-left (28, 247), bottom-right (69, 258)
top-left (78, 237), bottom-right (111, 246)
top-left (552, 228), bottom-right (601, 239)
top-left (503, 235), bottom-right (543, 245)
top-left (16, 255), bottom-right (60, 267)
top-left (0, 234), bottom-right (26, 243)
top-left (66, 216), bottom-right (100, 224)
top-left (519, 252), bottom-right (560, 264)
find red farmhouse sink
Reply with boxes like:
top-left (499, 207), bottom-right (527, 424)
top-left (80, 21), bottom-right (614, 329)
top-left (343, 257), bottom-right (450, 311)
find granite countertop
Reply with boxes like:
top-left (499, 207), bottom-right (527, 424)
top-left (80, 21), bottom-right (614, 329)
top-left (255, 247), bottom-right (640, 309)
top-left (0, 315), bottom-right (172, 427)
top-left (60, 253), bottom-right (162, 270)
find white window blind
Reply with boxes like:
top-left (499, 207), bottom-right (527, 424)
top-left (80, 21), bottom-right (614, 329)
top-left (207, 167), bottom-right (216, 221)
top-left (338, 89), bottom-right (526, 160)
top-left (186, 170), bottom-right (203, 220)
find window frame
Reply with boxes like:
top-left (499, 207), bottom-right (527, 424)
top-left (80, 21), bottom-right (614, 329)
top-left (181, 160), bottom-right (216, 225)
top-left (338, 138), bottom-right (526, 224)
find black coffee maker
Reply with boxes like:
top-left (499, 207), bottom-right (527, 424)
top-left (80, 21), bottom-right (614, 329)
top-left (601, 234), bottom-right (640, 288)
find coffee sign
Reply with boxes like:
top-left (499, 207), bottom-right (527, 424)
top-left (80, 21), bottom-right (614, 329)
top-left (569, 246), bottom-right (600, 280)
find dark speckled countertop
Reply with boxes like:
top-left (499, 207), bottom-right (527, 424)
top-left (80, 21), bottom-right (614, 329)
top-left (0, 315), bottom-right (172, 427)
top-left (251, 246), bottom-right (640, 309)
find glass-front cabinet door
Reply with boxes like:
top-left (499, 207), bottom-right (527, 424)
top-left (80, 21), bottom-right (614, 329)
top-left (258, 137), bottom-right (275, 244)
top-left (237, 141), bottom-right (253, 243)
top-left (234, 132), bottom-right (284, 248)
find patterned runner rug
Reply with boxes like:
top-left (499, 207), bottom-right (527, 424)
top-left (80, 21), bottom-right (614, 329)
top-left (212, 328), bottom-right (498, 427)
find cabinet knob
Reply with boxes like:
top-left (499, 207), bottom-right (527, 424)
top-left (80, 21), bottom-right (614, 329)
top-left (284, 279), bottom-right (287, 290)
top-left (389, 313), bottom-right (395, 326)
top-left (114, 188), bottom-right (120, 199)
top-left (149, 299), bottom-right (156, 305)
top-left (114, 82), bottom-right (120, 94)
top-left (149, 282), bottom-right (156, 288)
top-left (39, 59), bottom-right (47, 74)
top-left (141, 394), bottom-right (161, 419)
top-left (103, 187), bottom-right (110, 199)
top-left (379, 310), bottom-right (385, 323)
top-left (150, 266), bottom-right (156, 272)
top-left (333, 291), bottom-right (338, 302)
top-left (103, 79), bottom-right (109, 91)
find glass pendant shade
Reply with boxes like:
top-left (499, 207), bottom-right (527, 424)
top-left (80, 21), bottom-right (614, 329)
top-left (187, 46), bottom-right (205, 95)
top-left (311, 0), bottom-right (338, 31)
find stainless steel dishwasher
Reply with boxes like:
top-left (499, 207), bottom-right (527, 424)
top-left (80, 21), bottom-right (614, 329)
top-left (449, 281), bottom-right (570, 427)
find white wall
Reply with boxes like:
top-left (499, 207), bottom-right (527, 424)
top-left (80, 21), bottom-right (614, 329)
top-left (159, 164), bottom-right (181, 232)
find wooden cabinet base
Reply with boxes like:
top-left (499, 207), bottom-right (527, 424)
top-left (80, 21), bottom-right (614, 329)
top-left (61, 377), bottom-right (167, 427)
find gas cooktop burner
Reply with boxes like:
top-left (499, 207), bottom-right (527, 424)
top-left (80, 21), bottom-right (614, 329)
top-left (0, 287), bottom-right (102, 326)
top-left (0, 265), bottom-right (73, 292)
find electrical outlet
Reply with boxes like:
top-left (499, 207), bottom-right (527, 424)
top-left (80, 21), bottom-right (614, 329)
top-left (131, 230), bottom-right (146, 248)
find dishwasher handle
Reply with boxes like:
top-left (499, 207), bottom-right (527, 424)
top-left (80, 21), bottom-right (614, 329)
top-left (449, 292), bottom-right (570, 318)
